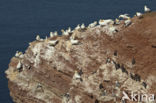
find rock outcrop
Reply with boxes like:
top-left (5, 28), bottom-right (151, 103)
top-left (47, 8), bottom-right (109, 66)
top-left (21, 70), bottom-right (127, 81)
top-left (5, 12), bottom-right (156, 103)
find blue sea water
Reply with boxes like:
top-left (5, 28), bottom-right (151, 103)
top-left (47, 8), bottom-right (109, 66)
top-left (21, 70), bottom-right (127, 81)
top-left (0, 0), bottom-right (155, 102)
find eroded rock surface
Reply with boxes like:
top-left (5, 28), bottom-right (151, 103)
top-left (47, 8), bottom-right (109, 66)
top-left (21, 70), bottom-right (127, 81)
top-left (6, 12), bottom-right (156, 103)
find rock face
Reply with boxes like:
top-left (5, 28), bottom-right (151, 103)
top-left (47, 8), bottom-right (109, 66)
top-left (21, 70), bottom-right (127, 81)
top-left (5, 12), bottom-right (156, 103)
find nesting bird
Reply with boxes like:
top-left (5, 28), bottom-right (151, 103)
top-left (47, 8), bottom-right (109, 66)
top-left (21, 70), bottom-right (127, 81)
top-left (61, 29), bottom-right (69, 36)
top-left (70, 38), bottom-right (79, 45)
top-left (67, 27), bottom-right (73, 34)
top-left (119, 14), bottom-right (130, 20)
top-left (36, 35), bottom-right (40, 41)
top-left (115, 18), bottom-right (120, 25)
top-left (54, 31), bottom-right (58, 36)
top-left (88, 21), bottom-right (97, 28)
top-left (16, 61), bottom-right (22, 71)
top-left (75, 24), bottom-right (81, 30)
top-left (124, 18), bottom-right (132, 27)
top-left (144, 5), bottom-right (151, 13)
top-left (15, 51), bottom-right (24, 58)
top-left (136, 12), bottom-right (143, 18)
top-left (48, 40), bottom-right (58, 46)
top-left (99, 19), bottom-right (114, 26)
top-left (80, 23), bottom-right (86, 30)
top-left (50, 32), bottom-right (54, 37)
top-left (73, 70), bottom-right (81, 80)
top-left (108, 25), bottom-right (118, 33)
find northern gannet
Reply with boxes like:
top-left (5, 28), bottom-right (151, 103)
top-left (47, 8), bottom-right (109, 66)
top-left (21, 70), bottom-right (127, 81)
top-left (48, 40), bottom-right (58, 46)
top-left (124, 18), bottom-right (131, 27)
top-left (99, 19), bottom-right (114, 26)
top-left (119, 14), bottom-right (130, 20)
top-left (108, 25), bottom-right (118, 33)
top-left (70, 39), bottom-right (79, 45)
top-left (16, 61), bottom-right (22, 70)
top-left (73, 70), bottom-right (81, 79)
top-left (81, 23), bottom-right (85, 29)
top-left (136, 12), bottom-right (143, 18)
top-left (18, 52), bottom-right (24, 58)
top-left (50, 32), bottom-right (54, 37)
top-left (88, 21), bottom-right (97, 28)
top-left (36, 35), bottom-right (40, 41)
top-left (15, 51), bottom-right (24, 58)
top-left (75, 24), bottom-right (81, 30)
top-left (144, 5), bottom-right (151, 13)
top-left (67, 27), bottom-right (73, 34)
top-left (54, 31), bottom-right (58, 36)
top-left (115, 18), bottom-right (120, 25)
top-left (15, 51), bottom-right (20, 57)
top-left (61, 29), bottom-right (69, 36)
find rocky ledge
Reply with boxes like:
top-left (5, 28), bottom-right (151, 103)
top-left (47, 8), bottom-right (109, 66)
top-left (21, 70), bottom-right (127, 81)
top-left (5, 12), bottom-right (156, 103)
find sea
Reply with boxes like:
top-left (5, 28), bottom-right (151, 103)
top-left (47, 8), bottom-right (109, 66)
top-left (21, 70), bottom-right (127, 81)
top-left (0, 0), bottom-right (155, 102)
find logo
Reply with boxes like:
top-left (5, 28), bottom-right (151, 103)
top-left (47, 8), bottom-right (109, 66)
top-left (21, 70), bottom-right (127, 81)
top-left (122, 91), bottom-right (155, 102)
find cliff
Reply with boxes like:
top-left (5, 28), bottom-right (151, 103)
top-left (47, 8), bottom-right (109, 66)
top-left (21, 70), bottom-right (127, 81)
top-left (5, 12), bottom-right (156, 103)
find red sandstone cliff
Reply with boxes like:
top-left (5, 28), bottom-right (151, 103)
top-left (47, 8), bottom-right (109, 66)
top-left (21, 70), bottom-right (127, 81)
top-left (5, 12), bottom-right (156, 103)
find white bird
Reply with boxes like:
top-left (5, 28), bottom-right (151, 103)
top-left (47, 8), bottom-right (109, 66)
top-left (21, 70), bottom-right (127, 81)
top-left (73, 71), bottom-right (81, 79)
top-left (48, 40), bottom-right (58, 46)
top-left (70, 39), bottom-right (79, 45)
top-left (50, 32), bottom-right (54, 37)
top-left (67, 27), bottom-right (72, 34)
top-left (108, 25), bottom-right (118, 34)
top-left (144, 5), bottom-right (151, 13)
top-left (99, 19), bottom-right (114, 26)
top-left (81, 23), bottom-right (85, 29)
top-left (75, 24), bottom-right (81, 30)
top-left (18, 52), bottom-right (24, 58)
top-left (15, 51), bottom-right (20, 57)
top-left (54, 31), bottom-right (58, 36)
top-left (36, 35), bottom-right (40, 41)
top-left (124, 18), bottom-right (132, 27)
top-left (136, 12), bottom-right (143, 18)
top-left (15, 51), bottom-right (24, 58)
top-left (119, 14), bottom-right (130, 20)
top-left (61, 29), bottom-right (69, 36)
top-left (115, 19), bottom-right (120, 25)
top-left (88, 21), bottom-right (97, 28)
top-left (16, 61), bottom-right (22, 70)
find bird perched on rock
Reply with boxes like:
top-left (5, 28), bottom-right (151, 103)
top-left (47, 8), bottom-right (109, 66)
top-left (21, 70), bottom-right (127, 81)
top-left (75, 24), bottom-right (81, 30)
top-left (15, 51), bottom-right (24, 58)
top-left (16, 61), bottom-right (22, 71)
top-left (124, 18), bottom-right (131, 27)
top-left (115, 18), bottom-right (120, 25)
top-left (54, 31), bottom-right (58, 36)
top-left (88, 21), bottom-right (97, 28)
top-left (73, 70), bottom-right (81, 80)
top-left (15, 51), bottom-right (20, 57)
top-left (36, 35), bottom-right (40, 41)
top-left (144, 5), bottom-right (151, 13)
top-left (61, 29), bottom-right (69, 36)
top-left (70, 38), bottom-right (79, 45)
top-left (67, 27), bottom-right (73, 34)
top-left (81, 23), bottom-right (85, 30)
top-left (48, 40), bottom-right (58, 46)
top-left (50, 32), bottom-right (54, 37)
top-left (136, 12), bottom-right (143, 18)
top-left (119, 14), bottom-right (130, 20)
top-left (99, 19), bottom-right (114, 26)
